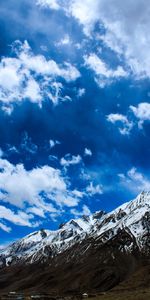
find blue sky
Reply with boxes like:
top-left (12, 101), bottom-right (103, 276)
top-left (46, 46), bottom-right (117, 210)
top-left (0, 0), bottom-right (150, 245)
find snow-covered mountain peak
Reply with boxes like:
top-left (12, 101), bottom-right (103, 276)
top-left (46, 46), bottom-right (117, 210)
top-left (133, 191), bottom-right (150, 207)
top-left (21, 229), bottom-right (50, 243)
top-left (0, 192), bottom-right (149, 268)
top-left (110, 191), bottom-right (150, 218)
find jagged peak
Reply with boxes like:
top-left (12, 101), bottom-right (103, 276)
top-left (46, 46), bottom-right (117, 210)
top-left (136, 190), bottom-right (150, 203)
top-left (0, 191), bottom-right (150, 268)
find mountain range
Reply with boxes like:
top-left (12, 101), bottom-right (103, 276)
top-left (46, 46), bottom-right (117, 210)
top-left (0, 191), bottom-right (150, 296)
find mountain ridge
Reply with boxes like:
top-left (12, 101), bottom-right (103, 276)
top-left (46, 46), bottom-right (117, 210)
top-left (0, 191), bottom-right (149, 268)
top-left (0, 191), bottom-right (149, 296)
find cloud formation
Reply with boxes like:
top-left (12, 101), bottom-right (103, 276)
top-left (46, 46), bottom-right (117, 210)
top-left (85, 53), bottom-right (127, 87)
top-left (84, 148), bottom-right (92, 157)
top-left (86, 182), bottom-right (103, 196)
top-left (0, 40), bottom-right (80, 112)
top-left (130, 102), bottom-right (150, 129)
top-left (118, 168), bottom-right (150, 193)
top-left (37, 0), bottom-right (60, 10)
top-left (60, 154), bottom-right (82, 167)
top-left (0, 157), bottom-right (85, 231)
top-left (107, 113), bottom-right (133, 135)
top-left (0, 205), bottom-right (37, 229)
top-left (39, 0), bottom-right (150, 79)
top-left (1, 0), bottom-right (150, 238)
top-left (67, 0), bottom-right (150, 78)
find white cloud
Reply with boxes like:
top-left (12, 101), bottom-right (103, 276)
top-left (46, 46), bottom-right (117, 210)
top-left (0, 205), bottom-right (35, 228)
top-left (7, 146), bottom-right (19, 154)
top-left (107, 113), bottom-right (133, 135)
top-left (56, 34), bottom-right (71, 47)
top-left (82, 204), bottom-right (91, 215)
top-left (0, 155), bottom-right (91, 231)
top-left (107, 113), bottom-right (127, 124)
top-left (24, 77), bottom-right (42, 104)
top-left (0, 158), bottom-right (82, 212)
top-left (27, 203), bottom-right (57, 218)
top-left (47, 82), bottom-right (63, 105)
top-left (36, 1), bottom-right (150, 78)
top-left (0, 58), bottom-right (21, 91)
top-left (27, 206), bottom-right (45, 218)
top-left (66, 0), bottom-right (150, 79)
top-left (60, 154), bottom-right (82, 167)
top-left (85, 53), bottom-right (127, 87)
top-left (84, 148), bottom-right (92, 156)
top-left (0, 40), bottom-right (80, 111)
top-left (49, 139), bottom-right (60, 149)
top-left (19, 43), bottom-right (80, 81)
top-left (37, 0), bottom-right (60, 10)
top-left (0, 222), bottom-right (11, 233)
top-left (118, 167), bottom-right (150, 193)
top-left (49, 155), bottom-right (58, 162)
top-left (20, 132), bottom-right (38, 155)
top-left (107, 103), bottom-right (150, 134)
top-left (85, 54), bottom-right (126, 78)
top-left (49, 140), bottom-right (56, 148)
top-left (67, 0), bottom-right (100, 36)
top-left (70, 204), bottom-right (91, 217)
top-left (77, 88), bottom-right (85, 98)
top-left (130, 102), bottom-right (150, 128)
top-left (72, 190), bottom-right (84, 198)
top-left (86, 182), bottom-right (103, 196)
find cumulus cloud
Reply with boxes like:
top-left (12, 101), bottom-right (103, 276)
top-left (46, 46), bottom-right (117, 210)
top-left (19, 42), bottom-right (80, 81)
top-left (0, 40), bottom-right (80, 112)
top-left (107, 113), bottom-right (133, 135)
top-left (86, 182), bottom-right (103, 196)
top-left (0, 205), bottom-right (36, 228)
top-left (70, 204), bottom-right (91, 217)
top-left (0, 158), bottom-right (64, 207)
top-left (77, 88), bottom-right (85, 98)
top-left (49, 139), bottom-right (60, 149)
top-left (84, 53), bottom-right (127, 87)
top-left (107, 102), bottom-right (150, 134)
top-left (67, 0), bottom-right (100, 36)
top-left (130, 102), bottom-right (150, 129)
top-left (37, 0), bottom-right (150, 79)
top-left (118, 167), bottom-right (150, 193)
top-left (60, 154), bottom-right (82, 167)
top-left (39, 0), bottom-right (150, 79)
top-left (0, 157), bottom-right (86, 231)
top-left (84, 148), bottom-right (92, 156)
top-left (23, 77), bottom-right (42, 104)
top-left (55, 34), bottom-right (71, 47)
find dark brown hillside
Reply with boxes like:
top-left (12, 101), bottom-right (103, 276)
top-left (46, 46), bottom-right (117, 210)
top-left (0, 230), bottom-right (148, 296)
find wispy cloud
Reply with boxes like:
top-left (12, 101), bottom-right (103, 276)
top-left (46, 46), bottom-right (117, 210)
top-left (130, 102), bottom-right (150, 129)
top-left (59, 0), bottom-right (150, 79)
top-left (84, 148), bottom-right (92, 157)
top-left (37, 0), bottom-right (60, 10)
top-left (107, 113), bottom-right (133, 135)
top-left (84, 53), bottom-right (127, 87)
top-left (118, 167), bottom-right (150, 193)
top-left (60, 154), bottom-right (82, 167)
top-left (0, 40), bottom-right (80, 112)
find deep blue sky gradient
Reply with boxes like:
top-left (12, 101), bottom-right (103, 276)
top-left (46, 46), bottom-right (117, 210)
top-left (0, 0), bottom-right (150, 245)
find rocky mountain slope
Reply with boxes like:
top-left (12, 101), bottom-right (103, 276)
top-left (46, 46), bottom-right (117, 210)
top-left (0, 191), bottom-right (149, 295)
top-left (0, 191), bottom-right (150, 267)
